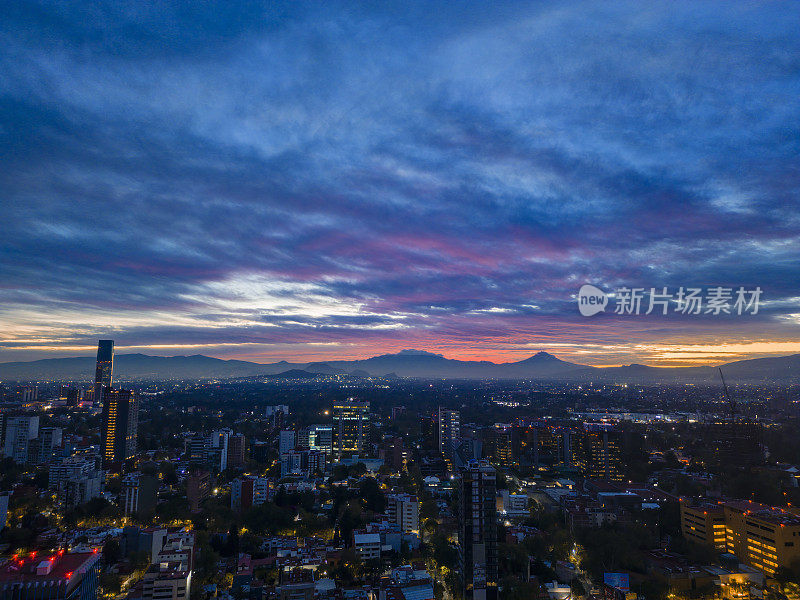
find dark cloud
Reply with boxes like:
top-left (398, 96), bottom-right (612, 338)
top-left (1, 1), bottom-right (799, 365)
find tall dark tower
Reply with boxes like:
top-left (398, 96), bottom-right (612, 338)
top-left (102, 388), bottom-right (139, 470)
top-left (458, 461), bottom-right (498, 600)
top-left (94, 340), bottom-right (114, 404)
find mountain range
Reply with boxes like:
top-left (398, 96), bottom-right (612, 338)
top-left (0, 349), bottom-right (798, 383)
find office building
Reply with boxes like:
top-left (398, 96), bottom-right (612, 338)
top-left (0, 551), bottom-right (100, 600)
top-left (279, 430), bottom-right (296, 455)
top-left (101, 388), bottom-right (139, 469)
top-left (708, 421), bottom-right (762, 466)
top-left (34, 427), bottom-right (63, 465)
top-left (280, 449), bottom-right (326, 478)
top-left (49, 457), bottom-right (103, 507)
top-left (65, 388), bottom-right (81, 408)
top-left (490, 424), bottom-right (513, 467)
top-left (122, 473), bottom-right (159, 517)
top-left (565, 428), bottom-right (622, 481)
top-left (187, 430), bottom-right (242, 472)
top-left (517, 424), bottom-right (560, 467)
top-left (332, 400), bottom-right (370, 458)
top-left (186, 471), bottom-right (211, 513)
top-left (438, 408), bottom-right (460, 458)
top-left (308, 424), bottom-right (333, 456)
top-left (458, 461), bottom-right (498, 600)
top-left (680, 503), bottom-right (727, 550)
top-left (680, 500), bottom-right (800, 575)
top-left (93, 340), bottom-right (114, 406)
top-left (226, 434), bottom-right (246, 469)
top-left (3, 416), bottom-right (39, 464)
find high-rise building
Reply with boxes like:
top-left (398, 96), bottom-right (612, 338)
top-left (34, 427), bottom-right (63, 465)
top-left (49, 457), bottom-right (103, 507)
top-left (265, 405), bottom-right (289, 418)
top-left (458, 461), bottom-right (498, 600)
top-left (20, 387), bottom-right (38, 404)
top-left (94, 340), bottom-right (114, 406)
top-left (101, 388), bottom-right (139, 469)
top-left (566, 427), bottom-right (622, 481)
top-left (3, 415), bottom-right (39, 464)
top-left (187, 430), bottom-right (235, 472)
top-left (308, 424), bottom-right (333, 456)
top-left (332, 400), bottom-right (370, 458)
top-left (438, 407), bottom-right (460, 458)
top-left (187, 470), bottom-right (211, 513)
top-left (386, 493), bottom-right (420, 533)
top-left (0, 493), bottom-right (8, 532)
top-left (279, 430), bottom-right (296, 455)
top-left (708, 421), bottom-right (762, 466)
top-left (227, 434), bottom-right (246, 469)
top-left (65, 388), bottom-right (81, 408)
top-left (122, 473), bottom-right (159, 517)
top-left (490, 424), bottom-right (513, 467)
top-left (209, 429), bottom-right (231, 471)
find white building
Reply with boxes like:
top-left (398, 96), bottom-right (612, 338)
top-left (3, 416), bottom-right (39, 463)
top-left (142, 531), bottom-right (194, 600)
top-left (499, 490), bottom-right (530, 517)
top-left (353, 533), bottom-right (382, 561)
top-left (387, 494), bottom-right (420, 533)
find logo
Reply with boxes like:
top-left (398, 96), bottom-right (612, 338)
top-left (578, 284), bottom-right (608, 316)
top-left (576, 285), bottom-right (762, 317)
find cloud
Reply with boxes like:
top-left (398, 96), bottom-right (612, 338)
top-left (0, 1), bottom-right (799, 364)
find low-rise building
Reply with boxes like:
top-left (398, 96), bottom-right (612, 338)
top-left (353, 533), bottom-right (382, 561)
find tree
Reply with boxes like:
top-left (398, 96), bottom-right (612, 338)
top-left (358, 477), bottom-right (386, 513)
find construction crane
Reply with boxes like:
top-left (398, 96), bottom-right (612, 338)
top-left (719, 367), bottom-right (737, 418)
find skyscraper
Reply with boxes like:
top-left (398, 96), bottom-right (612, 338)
top-left (101, 388), bottom-right (139, 469)
top-left (458, 461), bottom-right (498, 600)
top-left (332, 399), bottom-right (370, 459)
top-left (94, 340), bottom-right (114, 405)
top-left (438, 407), bottom-right (461, 458)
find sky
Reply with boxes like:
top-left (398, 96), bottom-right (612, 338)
top-left (1, 1), bottom-right (799, 367)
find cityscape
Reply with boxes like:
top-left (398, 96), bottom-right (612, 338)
top-left (2, 4), bottom-right (799, 600)
top-left (1, 340), bottom-right (800, 600)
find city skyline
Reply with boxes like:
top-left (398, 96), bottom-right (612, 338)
top-left (2, 2), bottom-right (799, 367)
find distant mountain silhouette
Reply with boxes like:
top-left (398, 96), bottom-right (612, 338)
top-left (0, 350), bottom-right (798, 383)
top-left (268, 369), bottom-right (320, 379)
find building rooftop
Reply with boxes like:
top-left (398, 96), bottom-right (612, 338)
top-left (0, 551), bottom-right (99, 585)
